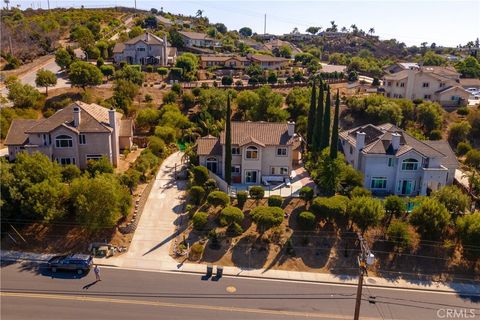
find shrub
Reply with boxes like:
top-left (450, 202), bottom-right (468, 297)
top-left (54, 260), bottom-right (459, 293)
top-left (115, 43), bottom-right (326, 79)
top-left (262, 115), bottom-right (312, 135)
top-left (386, 220), bottom-right (413, 250)
top-left (144, 94), bottom-right (153, 102)
top-left (146, 65), bottom-right (154, 73)
top-left (189, 243), bottom-right (204, 260)
top-left (182, 92), bottom-right (195, 109)
top-left (192, 87), bottom-right (202, 96)
top-left (456, 212), bottom-right (480, 252)
top-left (299, 186), bottom-right (314, 205)
top-left (190, 186), bottom-right (206, 205)
top-left (157, 67), bottom-right (168, 77)
top-left (86, 156), bottom-right (114, 176)
top-left (409, 198), bottom-right (451, 239)
top-left (268, 195), bottom-right (283, 207)
top-left (192, 165), bottom-right (209, 186)
top-left (429, 130), bottom-right (442, 140)
top-left (349, 196), bottom-right (385, 233)
top-left (100, 65), bottom-right (115, 77)
top-left (298, 211), bottom-right (316, 230)
top-left (207, 191), bottom-right (230, 207)
top-left (251, 206), bottom-right (284, 232)
top-left (96, 57), bottom-right (104, 67)
top-left (228, 222), bottom-right (244, 236)
top-left (163, 90), bottom-right (178, 104)
top-left (192, 211), bottom-right (208, 231)
top-left (154, 126), bottom-right (177, 144)
top-left (237, 191), bottom-right (248, 208)
top-left (457, 107), bottom-right (470, 116)
top-left (249, 186), bottom-right (265, 201)
top-left (61, 164), bottom-right (81, 182)
top-left (219, 206), bottom-right (244, 226)
top-left (350, 186), bottom-right (372, 198)
top-left (204, 178), bottom-right (218, 194)
top-left (456, 142), bottom-right (472, 156)
top-left (235, 80), bottom-right (243, 86)
top-left (171, 83), bottom-right (183, 94)
top-left (311, 195), bottom-right (349, 222)
top-left (221, 75), bottom-right (233, 86)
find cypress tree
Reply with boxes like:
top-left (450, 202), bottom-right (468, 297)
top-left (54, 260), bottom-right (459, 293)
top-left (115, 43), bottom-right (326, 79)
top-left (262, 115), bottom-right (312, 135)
top-left (312, 79), bottom-right (324, 153)
top-left (321, 85), bottom-right (331, 150)
top-left (225, 93), bottom-right (232, 185)
top-left (330, 89), bottom-right (340, 159)
top-left (306, 78), bottom-right (316, 148)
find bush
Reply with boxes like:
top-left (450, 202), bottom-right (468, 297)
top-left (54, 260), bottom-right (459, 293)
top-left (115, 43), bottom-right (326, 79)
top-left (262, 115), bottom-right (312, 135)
top-left (409, 198), bottom-right (450, 239)
top-left (192, 211), bottom-right (208, 231)
top-left (86, 156), bottom-right (114, 176)
top-left (249, 186), bottom-right (265, 201)
top-left (146, 65), bottom-right (154, 73)
top-left (207, 191), bottom-right (230, 207)
top-left (189, 186), bottom-right (206, 205)
top-left (349, 196), bottom-right (384, 233)
top-left (96, 57), bottom-right (104, 67)
top-left (429, 130), bottom-right (442, 140)
top-left (456, 212), bottom-right (480, 252)
top-left (235, 80), bottom-right (243, 87)
top-left (204, 178), bottom-right (218, 194)
top-left (219, 206), bottom-right (244, 226)
top-left (61, 164), bottom-right (81, 182)
top-left (171, 83), bottom-right (183, 94)
top-left (268, 195), bottom-right (283, 207)
top-left (162, 90), bottom-right (178, 104)
top-left (157, 67), bottom-right (168, 77)
top-left (311, 195), bottom-right (349, 222)
top-left (144, 94), bottom-right (153, 102)
top-left (100, 65), bottom-right (115, 77)
top-left (350, 186), bottom-right (372, 198)
top-left (299, 186), bottom-right (314, 205)
top-left (221, 75), bottom-right (233, 86)
top-left (457, 107), bottom-right (470, 116)
top-left (298, 211), bottom-right (316, 230)
top-left (386, 220), bottom-right (413, 250)
top-left (456, 142), bottom-right (472, 156)
top-left (192, 87), bottom-right (202, 96)
top-left (228, 222), bottom-right (244, 236)
top-left (237, 191), bottom-right (248, 208)
top-left (154, 126), bottom-right (177, 144)
top-left (189, 243), bottom-right (204, 260)
top-left (182, 92), bottom-right (195, 109)
top-left (251, 206), bottom-right (284, 232)
top-left (192, 166), bottom-right (209, 186)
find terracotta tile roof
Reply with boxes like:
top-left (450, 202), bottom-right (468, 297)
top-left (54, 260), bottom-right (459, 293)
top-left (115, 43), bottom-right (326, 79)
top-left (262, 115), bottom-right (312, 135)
top-left (179, 31), bottom-right (214, 41)
top-left (196, 135), bottom-right (221, 156)
top-left (220, 122), bottom-right (294, 146)
top-left (4, 119), bottom-right (40, 145)
top-left (119, 119), bottom-right (133, 137)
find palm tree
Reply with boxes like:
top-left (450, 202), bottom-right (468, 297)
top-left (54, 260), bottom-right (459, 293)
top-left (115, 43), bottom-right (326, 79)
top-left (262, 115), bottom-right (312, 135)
top-left (341, 26), bottom-right (348, 33)
top-left (368, 27), bottom-right (375, 35)
top-left (196, 9), bottom-right (204, 18)
top-left (350, 24), bottom-right (358, 34)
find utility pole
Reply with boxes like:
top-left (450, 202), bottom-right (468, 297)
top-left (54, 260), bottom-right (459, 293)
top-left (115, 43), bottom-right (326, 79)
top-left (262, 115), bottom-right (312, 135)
top-left (134, 0), bottom-right (137, 9)
top-left (264, 13), bottom-right (266, 35)
top-left (47, 0), bottom-right (50, 10)
top-left (353, 234), bottom-right (375, 320)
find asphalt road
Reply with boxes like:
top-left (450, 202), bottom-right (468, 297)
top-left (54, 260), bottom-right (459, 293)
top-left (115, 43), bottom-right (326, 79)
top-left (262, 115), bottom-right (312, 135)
top-left (1, 262), bottom-right (479, 320)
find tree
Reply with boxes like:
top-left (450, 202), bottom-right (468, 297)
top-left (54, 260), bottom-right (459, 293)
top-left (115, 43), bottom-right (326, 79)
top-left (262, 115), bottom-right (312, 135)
top-left (422, 51), bottom-right (446, 66)
top-left (249, 186), bottom-right (265, 202)
top-left (128, 26), bottom-right (143, 39)
top-left (196, 9), bottom-right (204, 18)
top-left (61, 164), bottom-right (81, 183)
top-left (299, 186), bottom-right (314, 207)
top-left (386, 220), bottom-right (413, 251)
top-left (298, 211), bottom-right (316, 230)
top-left (306, 78), bottom-right (317, 147)
top-left (71, 26), bottom-right (95, 50)
top-left (192, 166), bottom-right (209, 186)
top-left (268, 195), bottom-right (283, 207)
top-left (175, 53), bottom-right (198, 79)
top-left (251, 206), bottom-right (284, 233)
top-left (189, 186), bottom-right (206, 205)
top-left (368, 27), bottom-right (375, 35)
top-left (35, 69), bottom-right (57, 95)
top-left (409, 198), bottom-right (451, 239)
top-left (115, 65), bottom-right (144, 85)
top-left (349, 196), bottom-right (384, 233)
top-left (236, 90), bottom-right (259, 120)
top-left (312, 79), bottom-right (324, 153)
top-left (221, 75), bottom-right (233, 86)
top-left (219, 206), bottom-right (244, 227)
top-left (456, 212), bottom-right (480, 252)
top-left (278, 45), bottom-right (292, 59)
top-left (455, 56), bottom-right (480, 78)
top-left (433, 185), bottom-right (470, 216)
top-left (192, 211), bottom-right (208, 231)
top-left (68, 61), bottom-right (102, 90)
top-left (136, 108), bottom-right (159, 131)
top-left (86, 156), bottom-right (114, 177)
top-left (384, 195), bottom-right (406, 227)
top-left (311, 195), bottom-right (349, 222)
top-left (55, 48), bottom-right (72, 69)
top-left (214, 23), bottom-right (227, 34)
top-left (225, 94), bottom-right (232, 185)
top-left (417, 101), bottom-right (443, 133)
top-left (321, 85), bottom-right (331, 150)
top-left (239, 27), bottom-right (252, 37)
top-left (6, 78), bottom-right (42, 109)
top-left (306, 26), bottom-right (320, 35)
top-left (21, 180), bottom-right (69, 222)
top-left (267, 71), bottom-right (278, 84)
top-left (448, 121), bottom-right (471, 147)
top-left (330, 89), bottom-right (340, 159)
top-left (207, 191), bottom-right (230, 207)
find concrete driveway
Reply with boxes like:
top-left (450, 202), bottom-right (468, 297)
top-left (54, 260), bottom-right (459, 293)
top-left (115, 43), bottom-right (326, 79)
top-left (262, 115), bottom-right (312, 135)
top-left (110, 151), bottom-right (187, 269)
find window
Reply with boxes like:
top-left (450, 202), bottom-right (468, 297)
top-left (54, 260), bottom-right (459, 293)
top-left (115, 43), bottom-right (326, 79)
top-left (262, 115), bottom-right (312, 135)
top-left (280, 167), bottom-right (289, 175)
top-left (245, 170), bottom-right (257, 183)
top-left (371, 177), bottom-right (387, 189)
top-left (136, 47), bottom-right (146, 51)
top-left (57, 158), bottom-right (75, 165)
top-left (424, 94), bottom-right (432, 99)
top-left (350, 146), bottom-right (353, 154)
top-left (400, 82), bottom-right (405, 87)
top-left (55, 135), bottom-right (73, 148)
top-left (276, 148), bottom-right (287, 156)
top-left (232, 147), bottom-right (240, 155)
top-left (439, 82), bottom-right (445, 88)
top-left (422, 82), bottom-right (429, 88)
top-left (451, 96), bottom-right (460, 101)
top-left (232, 165), bottom-right (241, 174)
top-left (79, 134), bottom-right (86, 145)
top-left (245, 146), bottom-right (258, 159)
top-left (206, 157), bottom-right (217, 173)
top-left (401, 158), bottom-right (419, 171)
top-left (387, 81), bottom-right (392, 86)
top-left (86, 154), bottom-right (103, 161)
top-left (387, 158), bottom-right (394, 167)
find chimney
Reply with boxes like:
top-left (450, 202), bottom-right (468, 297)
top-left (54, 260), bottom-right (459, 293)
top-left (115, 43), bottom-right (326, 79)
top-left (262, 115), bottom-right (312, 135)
top-left (391, 132), bottom-right (401, 151)
top-left (73, 106), bottom-right (81, 127)
top-left (356, 131), bottom-right (366, 150)
top-left (109, 108), bottom-right (119, 167)
top-left (145, 32), bottom-right (149, 42)
top-left (287, 121), bottom-right (295, 136)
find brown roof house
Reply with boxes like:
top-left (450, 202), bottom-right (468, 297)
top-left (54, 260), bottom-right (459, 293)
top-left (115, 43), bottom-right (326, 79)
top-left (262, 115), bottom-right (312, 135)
top-left (113, 32), bottom-right (177, 66)
top-left (4, 101), bottom-right (133, 168)
top-left (196, 121), bottom-right (302, 185)
top-left (339, 123), bottom-right (458, 196)
top-left (178, 31), bottom-right (219, 48)
top-left (199, 55), bottom-right (250, 69)
top-left (247, 54), bottom-right (290, 70)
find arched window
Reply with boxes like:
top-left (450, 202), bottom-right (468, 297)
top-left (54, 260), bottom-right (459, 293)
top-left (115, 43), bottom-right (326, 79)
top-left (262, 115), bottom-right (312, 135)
top-left (246, 146), bottom-right (258, 159)
top-left (401, 158), bottom-right (418, 171)
top-left (55, 135), bottom-right (73, 148)
top-left (206, 157), bottom-right (217, 173)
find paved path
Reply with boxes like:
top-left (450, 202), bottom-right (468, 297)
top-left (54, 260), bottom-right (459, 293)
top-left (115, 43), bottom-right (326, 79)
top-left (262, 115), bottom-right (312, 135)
top-left (2, 262), bottom-right (479, 320)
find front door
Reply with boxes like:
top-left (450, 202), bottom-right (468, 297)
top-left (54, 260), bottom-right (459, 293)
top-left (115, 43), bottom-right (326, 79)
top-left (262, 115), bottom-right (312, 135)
top-left (400, 180), bottom-right (412, 195)
top-left (245, 170), bottom-right (257, 184)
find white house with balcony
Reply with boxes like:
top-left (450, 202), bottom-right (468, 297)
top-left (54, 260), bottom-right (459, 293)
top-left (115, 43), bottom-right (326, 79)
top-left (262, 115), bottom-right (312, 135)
top-left (339, 123), bottom-right (458, 196)
top-left (196, 122), bottom-right (302, 185)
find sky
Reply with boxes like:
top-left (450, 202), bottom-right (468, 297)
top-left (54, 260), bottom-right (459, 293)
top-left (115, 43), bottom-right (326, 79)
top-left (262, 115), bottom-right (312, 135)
top-left (8, 0), bottom-right (480, 47)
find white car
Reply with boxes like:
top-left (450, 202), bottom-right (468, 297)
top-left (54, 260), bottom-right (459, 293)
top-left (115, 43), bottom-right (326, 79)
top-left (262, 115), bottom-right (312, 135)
top-left (466, 87), bottom-right (479, 95)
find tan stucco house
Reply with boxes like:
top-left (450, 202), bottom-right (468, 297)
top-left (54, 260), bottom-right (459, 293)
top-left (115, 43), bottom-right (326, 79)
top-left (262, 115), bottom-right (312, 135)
top-left (178, 31), bottom-right (219, 48)
top-left (196, 122), bottom-right (302, 185)
top-left (199, 55), bottom-right (250, 69)
top-left (4, 101), bottom-right (133, 168)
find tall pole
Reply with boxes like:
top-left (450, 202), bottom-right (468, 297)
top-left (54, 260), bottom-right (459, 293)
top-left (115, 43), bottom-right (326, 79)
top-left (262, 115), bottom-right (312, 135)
top-left (264, 13), bottom-right (266, 35)
top-left (353, 263), bottom-right (365, 320)
top-left (134, 0), bottom-right (137, 9)
top-left (353, 234), bottom-right (374, 320)
top-left (47, 0), bottom-right (50, 10)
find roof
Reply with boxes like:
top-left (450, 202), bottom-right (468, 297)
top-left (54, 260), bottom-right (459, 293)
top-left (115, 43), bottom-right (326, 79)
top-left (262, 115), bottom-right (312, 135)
top-left (113, 43), bottom-right (125, 53)
top-left (200, 55), bottom-right (248, 62)
top-left (340, 123), bottom-right (445, 158)
top-left (119, 119), bottom-right (133, 137)
top-left (423, 140), bottom-right (459, 168)
top-left (179, 31), bottom-right (214, 41)
top-left (124, 32), bottom-right (165, 46)
top-left (196, 135), bottom-right (222, 156)
top-left (26, 101), bottom-right (122, 134)
top-left (435, 85), bottom-right (469, 95)
top-left (320, 63), bottom-right (347, 73)
top-left (249, 55), bottom-right (289, 63)
top-left (155, 15), bottom-right (173, 25)
top-left (459, 78), bottom-right (480, 88)
top-left (4, 119), bottom-right (40, 145)
top-left (220, 122), bottom-right (294, 146)
top-left (383, 70), bottom-right (409, 80)
top-left (384, 65), bottom-right (460, 82)
top-left (398, 62), bottom-right (419, 69)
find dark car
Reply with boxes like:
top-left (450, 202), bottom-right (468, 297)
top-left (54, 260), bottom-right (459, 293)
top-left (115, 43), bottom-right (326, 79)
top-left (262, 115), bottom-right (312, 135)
top-left (48, 254), bottom-right (93, 274)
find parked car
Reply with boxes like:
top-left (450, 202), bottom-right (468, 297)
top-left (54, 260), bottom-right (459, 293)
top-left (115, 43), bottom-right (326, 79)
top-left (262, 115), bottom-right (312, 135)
top-left (48, 254), bottom-right (93, 274)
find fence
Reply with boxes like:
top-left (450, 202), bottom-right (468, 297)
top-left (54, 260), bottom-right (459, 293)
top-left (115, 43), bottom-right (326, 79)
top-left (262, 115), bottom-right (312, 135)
top-left (228, 184), bottom-right (300, 198)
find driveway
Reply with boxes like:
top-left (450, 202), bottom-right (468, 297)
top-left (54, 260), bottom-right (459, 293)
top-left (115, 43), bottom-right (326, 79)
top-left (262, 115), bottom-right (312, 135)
top-left (110, 151), bottom-right (187, 269)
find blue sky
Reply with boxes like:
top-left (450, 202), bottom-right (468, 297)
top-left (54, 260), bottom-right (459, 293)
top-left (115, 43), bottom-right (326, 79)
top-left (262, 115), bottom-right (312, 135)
top-left (10, 0), bottom-right (480, 47)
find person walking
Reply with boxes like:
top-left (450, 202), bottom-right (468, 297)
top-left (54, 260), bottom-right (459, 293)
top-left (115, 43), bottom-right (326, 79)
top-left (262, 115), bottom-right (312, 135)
top-left (94, 265), bottom-right (101, 281)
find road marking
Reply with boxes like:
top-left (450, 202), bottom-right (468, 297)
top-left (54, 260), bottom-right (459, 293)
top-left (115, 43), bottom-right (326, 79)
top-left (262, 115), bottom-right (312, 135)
top-left (226, 286), bottom-right (237, 293)
top-left (0, 292), bottom-right (379, 320)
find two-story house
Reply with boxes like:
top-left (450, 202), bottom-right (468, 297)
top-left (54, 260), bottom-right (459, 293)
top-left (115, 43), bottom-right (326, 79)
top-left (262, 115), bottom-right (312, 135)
top-left (4, 101), bottom-right (133, 169)
top-left (196, 122), bottom-right (302, 185)
top-left (382, 65), bottom-right (469, 107)
top-left (113, 32), bottom-right (177, 66)
top-left (178, 31), bottom-right (219, 48)
top-left (339, 123), bottom-right (458, 196)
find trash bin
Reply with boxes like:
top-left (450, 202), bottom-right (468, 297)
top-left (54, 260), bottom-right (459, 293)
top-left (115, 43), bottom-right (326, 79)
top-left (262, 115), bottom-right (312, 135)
top-left (206, 265), bottom-right (213, 277)
top-left (216, 266), bottom-right (223, 278)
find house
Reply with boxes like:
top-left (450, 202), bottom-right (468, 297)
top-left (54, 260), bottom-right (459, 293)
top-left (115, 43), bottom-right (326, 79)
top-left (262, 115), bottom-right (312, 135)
top-left (4, 101), bottom-right (133, 169)
top-left (199, 55), bottom-right (250, 69)
top-left (196, 122), bottom-right (302, 185)
top-left (178, 31), bottom-right (219, 48)
top-left (262, 39), bottom-right (302, 57)
top-left (155, 15), bottom-right (173, 27)
top-left (247, 54), bottom-right (290, 70)
top-left (459, 78), bottom-right (480, 91)
top-left (382, 66), bottom-right (470, 107)
top-left (339, 123), bottom-right (459, 196)
top-left (384, 62), bottom-right (420, 74)
top-left (113, 32), bottom-right (177, 66)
